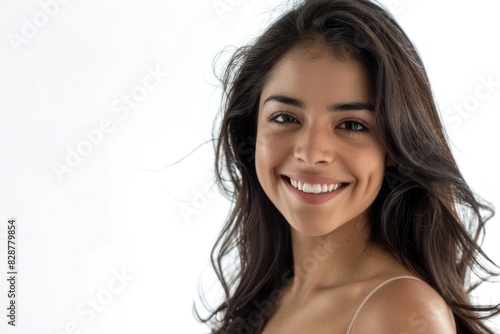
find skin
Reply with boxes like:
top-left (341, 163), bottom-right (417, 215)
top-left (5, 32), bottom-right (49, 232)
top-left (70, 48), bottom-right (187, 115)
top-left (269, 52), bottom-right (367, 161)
top-left (255, 42), bottom-right (456, 333)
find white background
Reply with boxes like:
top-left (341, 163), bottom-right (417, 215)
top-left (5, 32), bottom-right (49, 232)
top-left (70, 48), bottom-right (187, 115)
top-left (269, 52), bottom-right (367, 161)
top-left (0, 0), bottom-right (499, 333)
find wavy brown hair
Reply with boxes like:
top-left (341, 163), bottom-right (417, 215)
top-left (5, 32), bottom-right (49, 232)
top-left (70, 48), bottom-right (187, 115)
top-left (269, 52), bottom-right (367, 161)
top-left (196, 0), bottom-right (500, 333)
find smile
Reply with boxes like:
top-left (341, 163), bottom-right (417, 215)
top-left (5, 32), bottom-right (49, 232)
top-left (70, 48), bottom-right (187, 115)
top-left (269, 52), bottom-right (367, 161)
top-left (289, 178), bottom-right (342, 194)
top-left (282, 175), bottom-right (348, 205)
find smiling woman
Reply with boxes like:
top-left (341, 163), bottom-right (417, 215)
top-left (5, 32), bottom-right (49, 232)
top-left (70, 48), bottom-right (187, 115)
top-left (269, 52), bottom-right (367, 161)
top-left (196, 0), bottom-right (500, 333)
top-left (256, 45), bottom-right (384, 237)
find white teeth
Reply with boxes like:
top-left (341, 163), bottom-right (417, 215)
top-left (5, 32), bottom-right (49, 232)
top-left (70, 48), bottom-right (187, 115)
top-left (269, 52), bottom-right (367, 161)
top-left (289, 178), bottom-right (343, 194)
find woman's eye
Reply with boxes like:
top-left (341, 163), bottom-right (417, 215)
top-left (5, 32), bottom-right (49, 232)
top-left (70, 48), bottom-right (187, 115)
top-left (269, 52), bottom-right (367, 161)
top-left (267, 112), bottom-right (298, 125)
top-left (338, 120), bottom-right (368, 132)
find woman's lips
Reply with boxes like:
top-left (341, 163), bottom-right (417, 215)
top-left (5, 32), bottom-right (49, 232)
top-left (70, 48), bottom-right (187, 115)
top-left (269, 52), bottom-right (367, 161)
top-left (282, 175), bottom-right (348, 205)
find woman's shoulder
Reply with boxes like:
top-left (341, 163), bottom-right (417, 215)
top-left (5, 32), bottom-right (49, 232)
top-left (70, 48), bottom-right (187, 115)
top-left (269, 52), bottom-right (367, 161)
top-left (348, 275), bottom-right (456, 334)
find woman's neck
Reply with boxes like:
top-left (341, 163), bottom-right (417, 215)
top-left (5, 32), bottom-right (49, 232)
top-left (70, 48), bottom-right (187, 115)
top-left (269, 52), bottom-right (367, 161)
top-left (287, 216), bottom-right (396, 299)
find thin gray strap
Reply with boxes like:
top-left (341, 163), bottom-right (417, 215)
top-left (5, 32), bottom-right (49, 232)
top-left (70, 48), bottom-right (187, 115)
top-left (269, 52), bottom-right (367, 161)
top-left (345, 276), bottom-right (423, 334)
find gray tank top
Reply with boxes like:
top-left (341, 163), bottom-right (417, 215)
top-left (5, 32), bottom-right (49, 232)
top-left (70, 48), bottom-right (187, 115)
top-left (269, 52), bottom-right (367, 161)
top-left (345, 275), bottom-right (424, 334)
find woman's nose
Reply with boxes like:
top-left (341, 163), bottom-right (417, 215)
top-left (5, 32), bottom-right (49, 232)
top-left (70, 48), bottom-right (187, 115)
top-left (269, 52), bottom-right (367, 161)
top-left (293, 123), bottom-right (335, 166)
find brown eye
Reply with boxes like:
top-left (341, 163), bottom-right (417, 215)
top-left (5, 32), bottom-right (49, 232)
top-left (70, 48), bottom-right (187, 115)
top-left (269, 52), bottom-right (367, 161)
top-left (338, 120), bottom-right (368, 132)
top-left (267, 112), bottom-right (299, 126)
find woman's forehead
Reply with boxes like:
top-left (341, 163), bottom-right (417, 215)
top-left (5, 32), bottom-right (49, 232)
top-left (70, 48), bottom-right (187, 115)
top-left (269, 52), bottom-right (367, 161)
top-left (261, 43), bottom-right (373, 107)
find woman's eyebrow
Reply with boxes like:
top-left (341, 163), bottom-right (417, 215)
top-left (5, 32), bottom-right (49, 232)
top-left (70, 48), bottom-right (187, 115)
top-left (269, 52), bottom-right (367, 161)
top-left (263, 94), bottom-right (374, 112)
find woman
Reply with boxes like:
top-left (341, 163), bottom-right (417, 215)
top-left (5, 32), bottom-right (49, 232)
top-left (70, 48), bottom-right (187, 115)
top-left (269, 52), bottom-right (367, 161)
top-left (197, 0), bottom-right (500, 333)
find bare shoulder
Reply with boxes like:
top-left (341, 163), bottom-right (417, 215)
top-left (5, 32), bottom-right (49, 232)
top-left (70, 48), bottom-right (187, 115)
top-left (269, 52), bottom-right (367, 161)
top-left (351, 277), bottom-right (456, 334)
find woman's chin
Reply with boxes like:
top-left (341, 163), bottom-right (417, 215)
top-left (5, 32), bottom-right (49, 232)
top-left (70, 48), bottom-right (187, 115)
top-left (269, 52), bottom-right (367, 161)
top-left (289, 221), bottom-right (341, 238)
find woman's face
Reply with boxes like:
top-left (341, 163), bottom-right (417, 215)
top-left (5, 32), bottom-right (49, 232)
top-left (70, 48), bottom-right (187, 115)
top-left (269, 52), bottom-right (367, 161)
top-left (255, 43), bottom-right (386, 237)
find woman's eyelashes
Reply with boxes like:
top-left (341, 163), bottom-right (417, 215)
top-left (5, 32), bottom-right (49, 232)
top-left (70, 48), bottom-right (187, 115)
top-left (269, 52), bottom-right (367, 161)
top-left (266, 111), bottom-right (298, 126)
top-left (336, 119), bottom-right (370, 135)
top-left (266, 111), bottom-right (370, 134)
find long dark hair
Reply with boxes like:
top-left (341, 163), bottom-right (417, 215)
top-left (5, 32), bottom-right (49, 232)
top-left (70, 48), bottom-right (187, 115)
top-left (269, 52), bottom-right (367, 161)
top-left (196, 0), bottom-right (500, 332)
